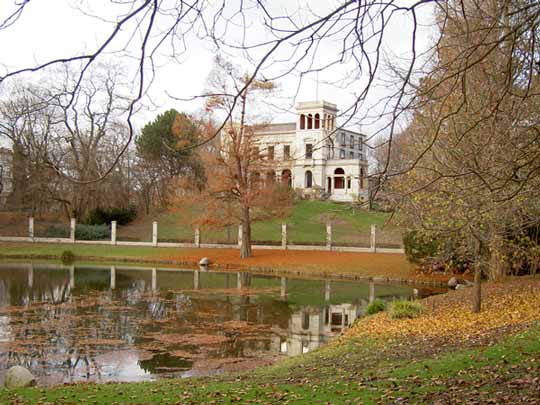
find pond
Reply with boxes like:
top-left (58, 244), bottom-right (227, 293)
top-left (0, 262), bottom-right (441, 386)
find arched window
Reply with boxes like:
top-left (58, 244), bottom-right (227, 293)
top-left (251, 172), bottom-right (261, 189)
top-left (334, 168), bottom-right (345, 189)
top-left (281, 169), bottom-right (292, 188)
top-left (314, 113), bottom-right (320, 129)
top-left (266, 170), bottom-right (276, 184)
top-left (307, 114), bottom-right (313, 129)
top-left (300, 114), bottom-right (305, 130)
top-left (305, 170), bottom-right (313, 188)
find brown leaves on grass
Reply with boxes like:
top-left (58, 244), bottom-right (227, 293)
top-left (144, 333), bottom-right (230, 346)
top-left (343, 278), bottom-right (540, 343)
top-left (77, 339), bottom-right (125, 346)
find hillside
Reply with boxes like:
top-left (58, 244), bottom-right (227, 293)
top-left (116, 200), bottom-right (402, 247)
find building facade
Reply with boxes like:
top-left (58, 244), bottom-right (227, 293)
top-left (253, 101), bottom-right (368, 202)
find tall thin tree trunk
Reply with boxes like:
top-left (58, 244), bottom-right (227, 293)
top-left (472, 261), bottom-right (482, 313)
top-left (240, 206), bottom-right (252, 258)
top-left (489, 230), bottom-right (504, 281)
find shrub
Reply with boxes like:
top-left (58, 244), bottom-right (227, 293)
top-left (75, 224), bottom-right (110, 240)
top-left (61, 250), bottom-right (75, 264)
top-left (403, 231), bottom-right (440, 262)
top-left (389, 300), bottom-right (424, 319)
top-left (85, 206), bottom-right (137, 226)
top-left (365, 299), bottom-right (386, 315)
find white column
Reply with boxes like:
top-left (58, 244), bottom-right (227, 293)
top-left (370, 224), bottom-right (376, 252)
top-left (325, 280), bottom-right (331, 302)
top-left (281, 224), bottom-right (287, 249)
top-left (238, 224), bottom-right (243, 248)
top-left (326, 222), bottom-right (332, 251)
top-left (194, 227), bottom-right (200, 247)
top-left (111, 221), bottom-right (117, 246)
top-left (69, 265), bottom-right (75, 290)
top-left (110, 266), bottom-right (116, 290)
top-left (152, 221), bottom-right (158, 247)
top-left (28, 217), bottom-right (34, 241)
top-left (369, 280), bottom-right (375, 303)
top-left (280, 277), bottom-right (287, 299)
top-left (193, 270), bottom-right (200, 290)
top-left (27, 264), bottom-right (34, 288)
top-left (151, 268), bottom-right (157, 292)
top-left (70, 218), bottom-right (76, 242)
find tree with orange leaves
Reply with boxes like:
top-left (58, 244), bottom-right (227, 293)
top-left (177, 56), bottom-right (293, 258)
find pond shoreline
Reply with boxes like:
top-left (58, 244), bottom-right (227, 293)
top-left (0, 250), bottom-right (448, 287)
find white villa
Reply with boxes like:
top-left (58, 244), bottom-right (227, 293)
top-left (253, 100), bottom-right (368, 202)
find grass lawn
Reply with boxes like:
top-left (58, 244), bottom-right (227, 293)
top-left (115, 200), bottom-right (399, 246)
top-left (2, 278), bottom-right (539, 404)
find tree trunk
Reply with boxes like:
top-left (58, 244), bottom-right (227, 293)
top-left (240, 206), bottom-right (252, 258)
top-left (472, 262), bottom-right (482, 313)
top-left (489, 231), bottom-right (505, 281)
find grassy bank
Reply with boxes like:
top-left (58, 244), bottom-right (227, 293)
top-left (2, 278), bottom-right (539, 404)
top-left (0, 242), bottom-right (422, 281)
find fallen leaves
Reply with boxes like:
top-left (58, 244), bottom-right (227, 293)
top-left (144, 333), bottom-right (230, 345)
top-left (342, 277), bottom-right (540, 343)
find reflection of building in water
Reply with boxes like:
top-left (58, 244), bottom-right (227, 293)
top-left (272, 302), bottom-right (366, 356)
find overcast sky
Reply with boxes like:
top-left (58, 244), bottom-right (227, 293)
top-left (0, 1), bottom-right (436, 136)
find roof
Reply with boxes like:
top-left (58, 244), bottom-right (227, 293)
top-left (256, 122), bottom-right (296, 133)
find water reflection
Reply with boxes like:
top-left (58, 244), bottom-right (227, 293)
top-left (0, 262), bottom-right (439, 385)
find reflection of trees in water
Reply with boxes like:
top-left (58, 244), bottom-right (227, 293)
top-left (0, 265), bottom-right (307, 382)
top-left (138, 352), bottom-right (192, 374)
top-left (0, 269), bottom-right (73, 306)
top-left (0, 269), bottom-right (166, 382)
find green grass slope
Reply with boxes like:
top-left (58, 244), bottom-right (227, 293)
top-left (2, 325), bottom-right (538, 404)
top-left (118, 200), bottom-right (399, 246)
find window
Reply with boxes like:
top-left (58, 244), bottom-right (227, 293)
top-left (283, 145), bottom-right (291, 160)
top-left (350, 135), bottom-right (354, 148)
top-left (302, 312), bottom-right (310, 330)
top-left (347, 177), bottom-right (351, 189)
top-left (251, 146), bottom-right (260, 159)
top-left (339, 149), bottom-right (345, 159)
top-left (307, 114), bottom-right (313, 129)
top-left (305, 144), bottom-right (313, 159)
top-left (358, 138), bottom-right (363, 151)
top-left (266, 171), bottom-right (275, 184)
top-left (251, 172), bottom-right (261, 188)
top-left (334, 168), bottom-right (345, 189)
top-left (340, 132), bottom-right (346, 145)
top-left (349, 151), bottom-right (354, 159)
top-left (314, 113), bottom-right (320, 129)
top-left (305, 170), bottom-right (313, 188)
top-left (267, 145), bottom-right (274, 160)
top-left (281, 169), bottom-right (292, 188)
top-left (300, 114), bottom-right (305, 130)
